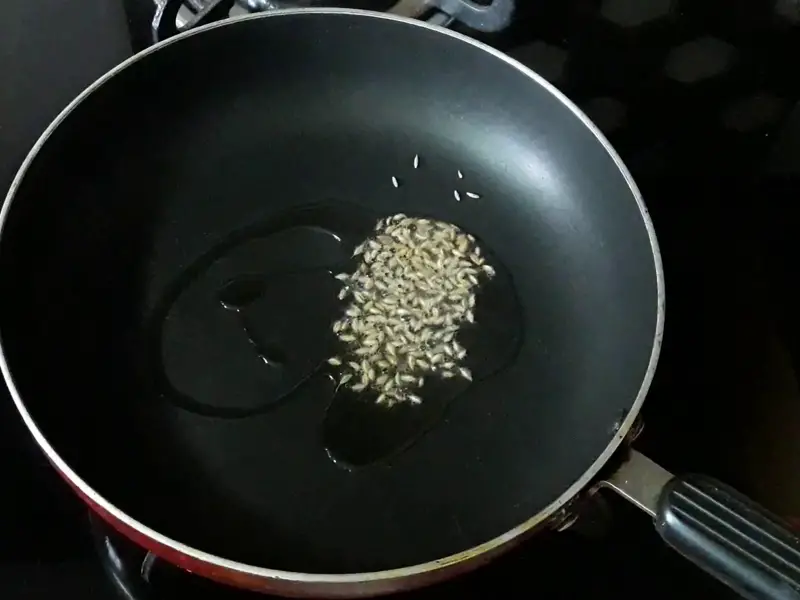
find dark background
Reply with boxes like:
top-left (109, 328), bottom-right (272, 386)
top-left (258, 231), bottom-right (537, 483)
top-left (1, 0), bottom-right (800, 598)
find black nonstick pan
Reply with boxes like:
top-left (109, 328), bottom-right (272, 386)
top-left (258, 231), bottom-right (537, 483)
top-left (1, 8), bottom-right (799, 600)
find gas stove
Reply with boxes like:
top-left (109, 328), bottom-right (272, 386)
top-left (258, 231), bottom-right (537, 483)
top-left (121, 0), bottom-right (800, 179)
top-left (2, 0), bottom-right (799, 598)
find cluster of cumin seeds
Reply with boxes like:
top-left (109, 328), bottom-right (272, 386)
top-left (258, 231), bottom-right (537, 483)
top-left (328, 213), bottom-right (494, 407)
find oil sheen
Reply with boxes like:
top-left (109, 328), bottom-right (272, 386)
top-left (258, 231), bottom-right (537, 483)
top-left (151, 202), bottom-right (522, 467)
top-left (322, 247), bottom-right (522, 469)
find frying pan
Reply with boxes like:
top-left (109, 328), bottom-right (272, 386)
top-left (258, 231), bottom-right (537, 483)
top-left (1, 8), bottom-right (799, 600)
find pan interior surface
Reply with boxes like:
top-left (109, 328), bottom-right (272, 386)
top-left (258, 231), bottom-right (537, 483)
top-left (0, 12), bottom-right (660, 574)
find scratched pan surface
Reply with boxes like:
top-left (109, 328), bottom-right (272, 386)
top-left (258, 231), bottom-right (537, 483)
top-left (0, 12), bottom-right (659, 574)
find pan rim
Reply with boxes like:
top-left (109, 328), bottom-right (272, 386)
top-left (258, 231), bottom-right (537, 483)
top-left (0, 7), bottom-right (665, 586)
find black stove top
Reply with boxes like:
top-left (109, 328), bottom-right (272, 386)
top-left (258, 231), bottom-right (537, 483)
top-left (2, 0), bottom-right (799, 598)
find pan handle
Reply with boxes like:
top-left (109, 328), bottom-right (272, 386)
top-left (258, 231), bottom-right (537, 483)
top-left (601, 450), bottom-right (800, 600)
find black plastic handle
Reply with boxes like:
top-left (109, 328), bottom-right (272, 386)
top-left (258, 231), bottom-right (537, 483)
top-left (656, 475), bottom-right (800, 600)
top-left (603, 451), bottom-right (800, 600)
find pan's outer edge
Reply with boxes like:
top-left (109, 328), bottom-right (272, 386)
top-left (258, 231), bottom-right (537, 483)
top-left (0, 7), bottom-right (665, 588)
